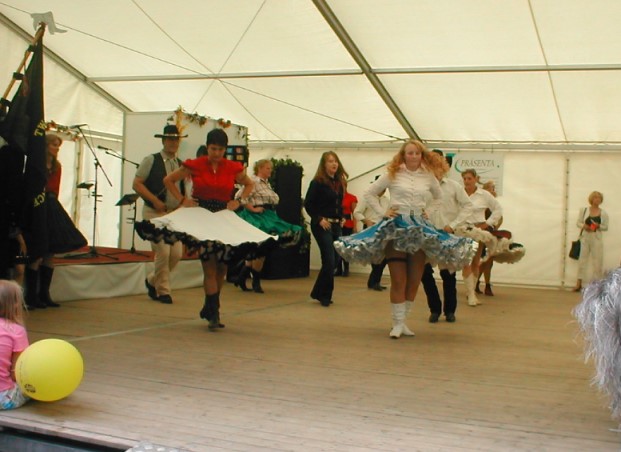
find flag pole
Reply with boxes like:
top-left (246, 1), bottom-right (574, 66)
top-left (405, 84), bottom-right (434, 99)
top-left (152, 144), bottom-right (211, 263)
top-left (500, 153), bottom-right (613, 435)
top-left (0, 22), bottom-right (46, 114)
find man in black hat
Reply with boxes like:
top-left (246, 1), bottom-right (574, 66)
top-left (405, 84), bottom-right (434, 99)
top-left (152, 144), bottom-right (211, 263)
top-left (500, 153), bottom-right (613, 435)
top-left (133, 124), bottom-right (187, 304)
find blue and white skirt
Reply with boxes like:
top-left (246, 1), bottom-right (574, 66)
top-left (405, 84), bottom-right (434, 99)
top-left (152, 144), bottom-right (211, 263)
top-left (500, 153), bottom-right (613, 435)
top-left (334, 214), bottom-right (476, 273)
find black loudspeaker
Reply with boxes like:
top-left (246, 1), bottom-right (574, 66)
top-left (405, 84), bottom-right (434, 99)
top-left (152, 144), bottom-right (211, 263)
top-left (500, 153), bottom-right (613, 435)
top-left (273, 165), bottom-right (302, 225)
top-left (262, 164), bottom-right (309, 279)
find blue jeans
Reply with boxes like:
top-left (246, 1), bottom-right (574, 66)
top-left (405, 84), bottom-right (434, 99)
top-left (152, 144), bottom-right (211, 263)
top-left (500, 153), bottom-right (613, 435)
top-left (310, 222), bottom-right (342, 303)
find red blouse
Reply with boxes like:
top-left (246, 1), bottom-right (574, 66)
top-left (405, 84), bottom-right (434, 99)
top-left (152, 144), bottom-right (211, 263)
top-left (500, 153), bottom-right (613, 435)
top-left (183, 156), bottom-right (243, 202)
top-left (342, 192), bottom-right (358, 228)
top-left (46, 165), bottom-right (61, 196)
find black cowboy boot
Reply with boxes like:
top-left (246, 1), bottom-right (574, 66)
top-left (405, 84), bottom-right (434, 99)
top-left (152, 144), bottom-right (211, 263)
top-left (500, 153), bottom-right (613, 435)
top-left (210, 292), bottom-right (225, 330)
top-left (234, 265), bottom-right (252, 292)
top-left (251, 269), bottom-right (264, 294)
top-left (24, 267), bottom-right (46, 309)
top-left (39, 265), bottom-right (60, 307)
top-left (199, 294), bottom-right (214, 322)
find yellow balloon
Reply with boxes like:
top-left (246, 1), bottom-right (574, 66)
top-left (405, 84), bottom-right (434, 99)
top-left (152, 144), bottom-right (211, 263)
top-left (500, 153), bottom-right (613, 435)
top-left (15, 339), bottom-right (84, 402)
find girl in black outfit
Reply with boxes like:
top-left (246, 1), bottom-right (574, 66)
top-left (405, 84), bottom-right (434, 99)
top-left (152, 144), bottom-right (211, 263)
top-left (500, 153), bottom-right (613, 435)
top-left (304, 151), bottom-right (348, 307)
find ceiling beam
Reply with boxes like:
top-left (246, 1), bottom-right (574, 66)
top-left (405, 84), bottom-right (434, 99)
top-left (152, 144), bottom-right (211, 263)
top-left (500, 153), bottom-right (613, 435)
top-left (86, 62), bottom-right (621, 83)
top-left (311, 0), bottom-right (420, 141)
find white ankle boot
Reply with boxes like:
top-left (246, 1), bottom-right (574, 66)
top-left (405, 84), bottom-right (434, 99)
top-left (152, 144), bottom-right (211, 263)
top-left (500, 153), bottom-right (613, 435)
top-left (402, 300), bottom-right (415, 336)
top-left (465, 274), bottom-right (480, 306)
top-left (389, 303), bottom-right (407, 339)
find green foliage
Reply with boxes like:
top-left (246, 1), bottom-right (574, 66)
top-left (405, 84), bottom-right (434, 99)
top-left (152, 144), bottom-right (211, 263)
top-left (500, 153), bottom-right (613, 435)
top-left (268, 157), bottom-right (304, 187)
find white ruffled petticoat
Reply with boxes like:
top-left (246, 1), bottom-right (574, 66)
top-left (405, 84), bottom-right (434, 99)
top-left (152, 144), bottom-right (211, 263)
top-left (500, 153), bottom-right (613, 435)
top-left (136, 207), bottom-right (277, 262)
top-left (334, 214), bottom-right (477, 273)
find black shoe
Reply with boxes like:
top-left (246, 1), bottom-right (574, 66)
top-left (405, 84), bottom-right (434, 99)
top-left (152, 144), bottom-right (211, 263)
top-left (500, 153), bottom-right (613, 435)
top-left (320, 299), bottom-right (332, 307)
top-left (145, 279), bottom-right (158, 300)
top-left (429, 312), bottom-right (440, 323)
top-left (157, 294), bottom-right (173, 304)
top-left (445, 313), bottom-right (456, 323)
top-left (369, 284), bottom-right (387, 291)
top-left (45, 300), bottom-right (61, 308)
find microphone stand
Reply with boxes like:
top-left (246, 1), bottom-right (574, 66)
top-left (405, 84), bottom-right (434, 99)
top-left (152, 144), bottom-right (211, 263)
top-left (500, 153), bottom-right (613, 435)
top-left (64, 126), bottom-right (118, 260)
top-left (104, 150), bottom-right (149, 257)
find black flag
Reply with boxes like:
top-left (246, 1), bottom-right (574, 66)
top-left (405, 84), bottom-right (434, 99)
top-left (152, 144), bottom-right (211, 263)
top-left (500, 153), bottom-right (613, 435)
top-left (0, 33), bottom-right (48, 259)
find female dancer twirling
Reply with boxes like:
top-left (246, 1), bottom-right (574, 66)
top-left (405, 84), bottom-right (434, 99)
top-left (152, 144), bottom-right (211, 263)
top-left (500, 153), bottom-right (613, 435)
top-left (334, 141), bottom-right (475, 338)
top-left (136, 128), bottom-right (275, 330)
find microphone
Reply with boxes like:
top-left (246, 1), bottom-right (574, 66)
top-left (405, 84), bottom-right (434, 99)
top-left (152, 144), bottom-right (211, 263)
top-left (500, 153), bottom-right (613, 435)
top-left (69, 123), bottom-right (87, 129)
top-left (97, 145), bottom-right (115, 151)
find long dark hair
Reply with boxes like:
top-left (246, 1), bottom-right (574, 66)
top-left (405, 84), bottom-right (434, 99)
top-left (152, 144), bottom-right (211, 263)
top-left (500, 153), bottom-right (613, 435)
top-left (313, 151), bottom-right (348, 191)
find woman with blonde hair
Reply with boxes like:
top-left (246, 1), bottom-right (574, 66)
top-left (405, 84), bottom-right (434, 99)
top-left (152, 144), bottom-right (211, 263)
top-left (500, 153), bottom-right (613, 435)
top-left (0, 280), bottom-right (30, 409)
top-left (573, 191), bottom-right (608, 291)
top-left (23, 134), bottom-right (86, 310)
top-left (335, 140), bottom-right (475, 338)
top-left (234, 159), bottom-right (302, 293)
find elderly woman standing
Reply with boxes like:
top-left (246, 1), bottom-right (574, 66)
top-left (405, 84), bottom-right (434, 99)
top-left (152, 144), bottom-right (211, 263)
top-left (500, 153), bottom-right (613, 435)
top-left (335, 141), bottom-right (475, 338)
top-left (574, 191), bottom-right (608, 291)
top-left (234, 159), bottom-right (302, 293)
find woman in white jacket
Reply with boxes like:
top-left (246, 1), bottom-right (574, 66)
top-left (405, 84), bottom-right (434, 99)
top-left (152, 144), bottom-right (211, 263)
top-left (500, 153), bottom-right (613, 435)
top-left (574, 191), bottom-right (608, 291)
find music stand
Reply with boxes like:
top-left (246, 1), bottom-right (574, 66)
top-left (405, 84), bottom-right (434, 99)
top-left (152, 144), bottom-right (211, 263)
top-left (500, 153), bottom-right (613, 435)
top-left (108, 194), bottom-right (149, 257)
top-left (63, 126), bottom-right (117, 261)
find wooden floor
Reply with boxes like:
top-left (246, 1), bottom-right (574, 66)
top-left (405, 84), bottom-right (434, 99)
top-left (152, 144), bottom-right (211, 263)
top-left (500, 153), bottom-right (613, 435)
top-left (0, 272), bottom-right (619, 451)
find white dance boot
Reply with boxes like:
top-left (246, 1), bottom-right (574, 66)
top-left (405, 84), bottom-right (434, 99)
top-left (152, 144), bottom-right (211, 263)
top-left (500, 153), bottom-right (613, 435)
top-left (402, 300), bottom-right (415, 336)
top-left (389, 303), bottom-right (407, 339)
top-left (465, 274), bottom-right (480, 306)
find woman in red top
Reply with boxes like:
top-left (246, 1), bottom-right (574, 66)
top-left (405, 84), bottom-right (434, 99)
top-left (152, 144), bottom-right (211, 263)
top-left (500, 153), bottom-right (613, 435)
top-left (335, 188), bottom-right (357, 277)
top-left (138, 129), bottom-right (274, 330)
top-left (24, 134), bottom-right (86, 310)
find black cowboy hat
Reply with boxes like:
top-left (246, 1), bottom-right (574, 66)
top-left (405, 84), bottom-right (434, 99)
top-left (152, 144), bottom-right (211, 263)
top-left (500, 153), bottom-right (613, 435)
top-left (154, 124), bottom-right (188, 139)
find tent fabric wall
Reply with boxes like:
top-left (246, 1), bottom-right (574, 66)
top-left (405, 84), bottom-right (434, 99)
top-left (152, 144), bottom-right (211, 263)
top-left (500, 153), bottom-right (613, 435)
top-left (1, 2), bottom-right (621, 288)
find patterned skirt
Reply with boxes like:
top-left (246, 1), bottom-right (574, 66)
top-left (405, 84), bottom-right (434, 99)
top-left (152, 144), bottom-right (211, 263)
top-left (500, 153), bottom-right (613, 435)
top-left (457, 226), bottom-right (526, 264)
top-left (334, 214), bottom-right (476, 273)
top-left (135, 206), bottom-right (277, 263)
top-left (237, 209), bottom-right (302, 247)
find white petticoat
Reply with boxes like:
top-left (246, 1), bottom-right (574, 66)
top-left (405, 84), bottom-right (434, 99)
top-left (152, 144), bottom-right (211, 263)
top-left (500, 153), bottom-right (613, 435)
top-left (136, 207), bottom-right (277, 262)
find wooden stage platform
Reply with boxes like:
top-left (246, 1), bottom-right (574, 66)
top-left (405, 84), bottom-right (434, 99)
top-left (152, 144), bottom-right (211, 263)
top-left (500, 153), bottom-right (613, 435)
top-left (0, 272), bottom-right (619, 451)
top-left (51, 246), bottom-right (204, 302)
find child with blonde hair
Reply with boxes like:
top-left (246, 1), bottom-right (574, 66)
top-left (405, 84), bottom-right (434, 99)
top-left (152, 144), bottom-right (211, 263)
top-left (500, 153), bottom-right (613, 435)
top-left (0, 280), bottom-right (30, 409)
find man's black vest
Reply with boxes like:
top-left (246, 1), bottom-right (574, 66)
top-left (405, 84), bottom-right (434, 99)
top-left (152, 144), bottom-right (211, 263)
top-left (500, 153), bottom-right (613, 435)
top-left (143, 153), bottom-right (184, 208)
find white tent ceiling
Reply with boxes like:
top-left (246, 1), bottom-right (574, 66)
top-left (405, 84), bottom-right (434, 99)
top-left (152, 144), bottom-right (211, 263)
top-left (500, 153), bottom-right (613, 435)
top-left (2, 0), bottom-right (621, 148)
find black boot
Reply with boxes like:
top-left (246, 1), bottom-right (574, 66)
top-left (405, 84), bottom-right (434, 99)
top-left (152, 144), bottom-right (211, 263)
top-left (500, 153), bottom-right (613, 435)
top-left (234, 266), bottom-right (252, 292)
top-left (342, 261), bottom-right (350, 277)
top-left (251, 269), bottom-right (264, 294)
top-left (39, 265), bottom-right (60, 307)
top-left (24, 268), bottom-right (46, 309)
top-left (210, 292), bottom-right (225, 330)
top-left (199, 294), bottom-right (215, 322)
